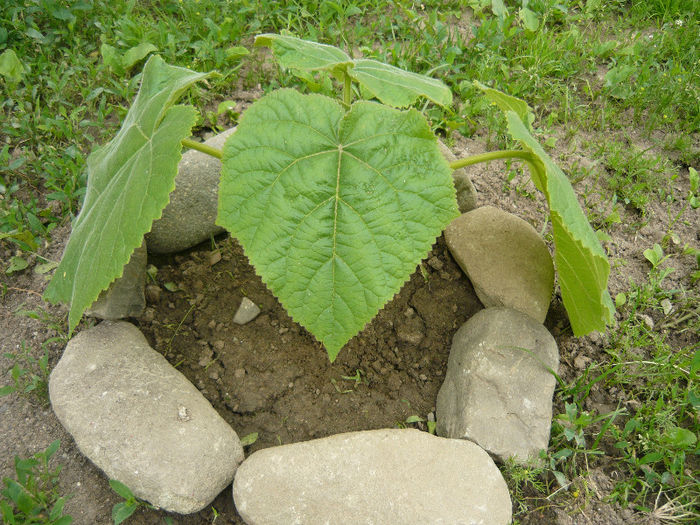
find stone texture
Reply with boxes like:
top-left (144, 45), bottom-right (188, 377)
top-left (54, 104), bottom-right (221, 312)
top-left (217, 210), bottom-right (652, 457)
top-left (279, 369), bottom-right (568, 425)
top-left (438, 140), bottom-right (477, 213)
top-left (233, 428), bottom-right (511, 525)
top-left (86, 241), bottom-right (146, 320)
top-left (146, 128), bottom-right (236, 254)
top-left (445, 205), bottom-right (554, 323)
top-left (233, 297), bottom-right (261, 325)
top-left (49, 321), bottom-right (244, 513)
top-left (436, 307), bottom-right (559, 464)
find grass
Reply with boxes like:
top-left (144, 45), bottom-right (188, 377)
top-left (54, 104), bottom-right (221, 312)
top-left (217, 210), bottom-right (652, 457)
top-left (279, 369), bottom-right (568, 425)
top-left (1, 0), bottom-right (698, 522)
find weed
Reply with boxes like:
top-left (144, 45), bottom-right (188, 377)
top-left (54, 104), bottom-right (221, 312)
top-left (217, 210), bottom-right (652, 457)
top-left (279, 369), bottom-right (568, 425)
top-left (595, 141), bottom-right (672, 214)
top-left (0, 440), bottom-right (72, 524)
top-left (1, 342), bottom-right (51, 405)
top-left (500, 458), bottom-right (548, 517)
top-left (109, 479), bottom-right (155, 525)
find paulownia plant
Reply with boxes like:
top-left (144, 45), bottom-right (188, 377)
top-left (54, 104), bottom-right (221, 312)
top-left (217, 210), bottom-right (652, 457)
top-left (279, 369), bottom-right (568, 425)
top-left (44, 34), bottom-right (615, 361)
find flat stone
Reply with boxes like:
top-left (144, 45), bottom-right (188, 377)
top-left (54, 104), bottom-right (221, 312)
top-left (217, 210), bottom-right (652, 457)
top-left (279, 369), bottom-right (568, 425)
top-left (439, 140), bottom-right (477, 213)
top-left (86, 241), bottom-right (147, 320)
top-left (233, 297), bottom-right (261, 325)
top-left (436, 307), bottom-right (559, 464)
top-left (49, 321), bottom-right (244, 513)
top-left (146, 128), bottom-right (236, 254)
top-left (233, 428), bottom-right (511, 525)
top-left (445, 205), bottom-right (554, 323)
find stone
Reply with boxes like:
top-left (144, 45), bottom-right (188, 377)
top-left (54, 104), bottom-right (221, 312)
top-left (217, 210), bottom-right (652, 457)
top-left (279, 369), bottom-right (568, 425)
top-left (395, 313), bottom-right (425, 345)
top-left (86, 241), bottom-right (147, 320)
top-left (145, 284), bottom-right (162, 304)
top-left (438, 140), bottom-right (477, 213)
top-left (233, 428), bottom-right (511, 525)
top-left (436, 307), bottom-right (559, 464)
top-left (233, 297), bottom-right (261, 325)
top-left (445, 205), bottom-right (554, 323)
top-left (146, 128), bottom-right (236, 254)
top-left (49, 321), bottom-right (244, 514)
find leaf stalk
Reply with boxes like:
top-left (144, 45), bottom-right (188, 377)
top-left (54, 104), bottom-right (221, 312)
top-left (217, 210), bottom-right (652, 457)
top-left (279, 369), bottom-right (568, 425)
top-left (449, 150), bottom-right (535, 170)
top-left (181, 138), bottom-right (223, 160)
top-left (343, 73), bottom-right (352, 106)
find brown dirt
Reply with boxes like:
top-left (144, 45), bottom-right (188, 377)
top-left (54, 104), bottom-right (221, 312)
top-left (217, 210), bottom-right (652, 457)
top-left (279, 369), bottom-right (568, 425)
top-left (1, 123), bottom-right (697, 524)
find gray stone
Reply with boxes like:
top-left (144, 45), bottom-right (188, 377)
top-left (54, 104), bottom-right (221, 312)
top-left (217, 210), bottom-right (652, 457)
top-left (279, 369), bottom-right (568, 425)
top-left (445, 205), bottom-right (554, 323)
top-left (436, 308), bottom-right (559, 464)
top-left (49, 321), bottom-right (244, 513)
top-left (233, 428), bottom-right (511, 525)
top-left (233, 297), bottom-right (261, 325)
top-left (439, 140), bottom-right (477, 213)
top-left (146, 128), bottom-right (236, 254)
top-left (86, 241), bottom-right (147, 320)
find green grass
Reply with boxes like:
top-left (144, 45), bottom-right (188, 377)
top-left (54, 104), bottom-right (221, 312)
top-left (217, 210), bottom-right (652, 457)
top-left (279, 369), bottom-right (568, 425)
top-left (557, 267), bottom-right (699, 518)
top-left (2, 0), bottom-right (698, 522)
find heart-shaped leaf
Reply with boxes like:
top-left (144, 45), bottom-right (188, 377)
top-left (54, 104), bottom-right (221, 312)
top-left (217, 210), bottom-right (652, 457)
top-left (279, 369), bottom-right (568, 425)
top-left (218, 89), bottom-right (458, 360)
top-left (476, 83), bottom-right (615, 334)
top-left (255, 34), bottom-right (451, 108)
top-left (44, 56), bottom-right (211, 333)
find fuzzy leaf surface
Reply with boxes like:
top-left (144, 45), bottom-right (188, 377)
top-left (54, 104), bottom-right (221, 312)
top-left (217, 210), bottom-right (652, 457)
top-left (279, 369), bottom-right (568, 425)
top-left (506, 113), bottom-right (614, 334)
top-left (349, 59), bottom-right (452, 107)
top-left (477, 85), bottom-right (614, 333)
top-left (218, 89), bottom-right (458, 360)
top-left (254, 34), bottom-right (351, 74)
top-left (255, 34), bottom-right (451, 108)
top-left (44, 56), bottom-right (210, 333)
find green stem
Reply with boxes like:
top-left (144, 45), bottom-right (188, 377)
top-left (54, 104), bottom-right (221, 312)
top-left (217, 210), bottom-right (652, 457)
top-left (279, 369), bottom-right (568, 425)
top-left (343, 72), bottom-right (352, 106)
top-left (449, 150), bottom-right (535, 170)
top-left (181, 138), bottom-right (223, 160)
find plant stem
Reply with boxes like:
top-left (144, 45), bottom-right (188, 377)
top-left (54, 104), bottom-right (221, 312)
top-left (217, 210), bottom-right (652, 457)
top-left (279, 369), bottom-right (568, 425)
top-left (449, 150), bottom-right (535, 170)
top-left (181, 138), bottom-right (223, 160)
top-left (343, 73), bottom-right (352, 106)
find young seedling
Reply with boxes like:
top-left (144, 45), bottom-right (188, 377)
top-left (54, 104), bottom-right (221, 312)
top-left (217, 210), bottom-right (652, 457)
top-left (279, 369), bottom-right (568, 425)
top-left (108, 480), bottom-right (155, 525)
top-left (44, 34), bottom-right (614, 361)
top-left (0, 440), bottom-right (72, 525)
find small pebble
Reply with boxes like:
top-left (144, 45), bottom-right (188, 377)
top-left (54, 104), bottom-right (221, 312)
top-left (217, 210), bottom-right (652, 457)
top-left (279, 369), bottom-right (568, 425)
top-left (145, 284), bottom-right (162, 304)
top-left (638, 314), bottom-right (654, 330)
top-left (213, 341), bottom-right (225, 351)
top-left (574, 355), bottom-right (590, 370)
top-left (233, 297), bottom-right (261, 325)
top-left (234, 368), bottom-right (246, 379)
top-left (427, 256), bottom-right (444, 270)
top-left (141, 308), bottom-right (155, 322)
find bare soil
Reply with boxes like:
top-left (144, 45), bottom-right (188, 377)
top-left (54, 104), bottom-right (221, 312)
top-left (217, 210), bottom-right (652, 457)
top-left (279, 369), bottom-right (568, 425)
top-left (1, 128), bottom-right (697, 524)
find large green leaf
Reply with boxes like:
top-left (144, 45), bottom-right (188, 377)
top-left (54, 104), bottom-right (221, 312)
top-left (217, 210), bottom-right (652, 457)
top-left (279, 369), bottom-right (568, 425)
top-left (218, 89), bottom-right (458, 360)
top-left (255, 34), bottom-right (451, 108)
top-left (476, 84), bottom-right (615, 334)
top-left (44, 56), bottom-right (211, 333)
